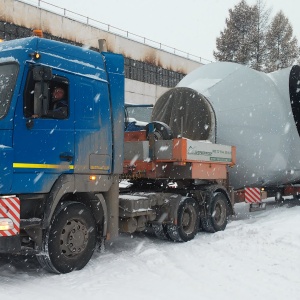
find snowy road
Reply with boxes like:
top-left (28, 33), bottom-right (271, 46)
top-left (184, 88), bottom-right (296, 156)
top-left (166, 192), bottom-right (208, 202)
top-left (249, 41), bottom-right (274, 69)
top-left (1, 199), bottom-right (300, 300)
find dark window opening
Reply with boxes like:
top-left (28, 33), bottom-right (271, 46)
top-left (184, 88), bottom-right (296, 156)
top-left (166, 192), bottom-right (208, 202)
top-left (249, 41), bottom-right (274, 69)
top-left (0, 62), bottom-right (19, 119)
top-left (124, 57), bottom-right (185, 88)
top-left (24, 69), bottom-right (69, 119)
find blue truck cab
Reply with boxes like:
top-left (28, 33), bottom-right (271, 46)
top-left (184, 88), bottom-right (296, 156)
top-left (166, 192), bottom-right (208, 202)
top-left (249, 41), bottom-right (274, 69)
top-left (0, 36), bottom-right (124, 273)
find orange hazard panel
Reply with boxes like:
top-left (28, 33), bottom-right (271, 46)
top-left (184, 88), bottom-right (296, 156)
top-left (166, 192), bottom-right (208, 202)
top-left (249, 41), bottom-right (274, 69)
top-left (0, 197), bottom-right (20, 237)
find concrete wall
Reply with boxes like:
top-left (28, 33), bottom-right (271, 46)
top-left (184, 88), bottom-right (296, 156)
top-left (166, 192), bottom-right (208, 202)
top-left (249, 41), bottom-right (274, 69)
top-left (125, 79), bottom-right (169, 105)
top-left (0, 0), bottom-right (203, 104)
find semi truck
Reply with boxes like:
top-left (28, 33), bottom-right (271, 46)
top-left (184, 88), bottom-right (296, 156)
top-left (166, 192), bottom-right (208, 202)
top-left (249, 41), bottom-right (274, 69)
top-left (0, 35), bottom-right (236, 273)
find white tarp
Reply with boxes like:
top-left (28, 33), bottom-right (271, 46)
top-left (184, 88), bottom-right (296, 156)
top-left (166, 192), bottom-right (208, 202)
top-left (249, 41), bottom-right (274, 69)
top-left (154, 61), bottom-right (300, 189)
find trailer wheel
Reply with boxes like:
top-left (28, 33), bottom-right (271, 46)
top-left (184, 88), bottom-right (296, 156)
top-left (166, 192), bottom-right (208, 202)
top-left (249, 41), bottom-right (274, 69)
top-left (275, 191), bottom-right (284, 203)
top-left (201, 192), bottom-right (228, 233)
top-left (37, 202), bottom-right (96, 274)
top-left (166, 197), bottom-right (200, 242)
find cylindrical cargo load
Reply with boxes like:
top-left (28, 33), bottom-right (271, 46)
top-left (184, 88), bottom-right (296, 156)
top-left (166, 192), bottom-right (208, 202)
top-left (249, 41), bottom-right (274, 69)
top-left (152, 87), bottom-right (216, 142)
top-left (152, 61), bottom-right (300, 189)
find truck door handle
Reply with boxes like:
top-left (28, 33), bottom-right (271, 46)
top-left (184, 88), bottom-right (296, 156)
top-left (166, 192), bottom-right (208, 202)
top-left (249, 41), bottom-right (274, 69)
top-left (60, 153), bottom-right (73, 162)
top-left (26, 119), bottom-right (34, 130)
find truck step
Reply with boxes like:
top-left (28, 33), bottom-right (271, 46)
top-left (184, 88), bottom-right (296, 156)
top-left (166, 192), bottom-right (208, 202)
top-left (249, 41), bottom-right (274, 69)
top-left (20, 218), bottom-right (42, 229)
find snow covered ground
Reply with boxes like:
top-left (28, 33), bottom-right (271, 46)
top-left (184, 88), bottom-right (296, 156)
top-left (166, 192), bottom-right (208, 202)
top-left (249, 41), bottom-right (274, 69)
top-left (0, 198), bottom-right (299, 300)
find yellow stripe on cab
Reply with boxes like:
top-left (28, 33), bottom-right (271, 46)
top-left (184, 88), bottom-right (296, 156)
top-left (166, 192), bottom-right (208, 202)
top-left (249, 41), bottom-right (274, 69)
top-left (13, 163), bottom-right (74, 170)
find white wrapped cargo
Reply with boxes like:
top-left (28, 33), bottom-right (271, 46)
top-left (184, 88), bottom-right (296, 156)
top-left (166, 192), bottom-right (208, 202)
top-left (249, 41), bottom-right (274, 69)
top-left (152, 62), bottom-right (300, 189)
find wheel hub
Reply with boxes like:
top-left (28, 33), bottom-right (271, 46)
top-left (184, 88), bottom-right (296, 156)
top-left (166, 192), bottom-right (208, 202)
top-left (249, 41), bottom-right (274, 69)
top-left (181, 206), bottom-right (196, 234)
top-left (182, 212), bottom-right (191, 227)
top-left (213, 201), bottom-right (226, 225)
top-left (60, 219), bottom-right (88, 257)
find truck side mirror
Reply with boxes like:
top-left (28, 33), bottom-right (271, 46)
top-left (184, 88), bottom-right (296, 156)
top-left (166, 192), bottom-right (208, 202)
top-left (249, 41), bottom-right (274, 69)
top-left (34, 82), bottom-right (50, 116)
top-left (32, 66), bottom-right (52, 81)
top-left (32, 66), bottom-right (52, 117)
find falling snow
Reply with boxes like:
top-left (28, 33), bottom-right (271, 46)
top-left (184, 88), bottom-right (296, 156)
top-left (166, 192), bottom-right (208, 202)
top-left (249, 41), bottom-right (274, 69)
top-left (0, 199), bottom-right (299, 299)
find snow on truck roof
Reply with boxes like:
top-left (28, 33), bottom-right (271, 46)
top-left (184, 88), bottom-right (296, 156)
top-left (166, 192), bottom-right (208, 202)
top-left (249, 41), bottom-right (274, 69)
top-left (0, 37), bottom-right (122, 81)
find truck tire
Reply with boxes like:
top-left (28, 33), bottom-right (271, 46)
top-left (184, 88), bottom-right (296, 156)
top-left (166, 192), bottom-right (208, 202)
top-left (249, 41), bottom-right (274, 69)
top-left (201, 192), bottom-right (228, 233)
top-left (166, 197), bottom-right (200, 242)
top-left (37, 201), bottom-right (96, 274)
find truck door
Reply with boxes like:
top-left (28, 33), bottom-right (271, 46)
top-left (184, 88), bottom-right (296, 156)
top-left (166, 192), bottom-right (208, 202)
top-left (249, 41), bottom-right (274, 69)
top-left (73, 77), bottom-right (112, 174)
top-left (12, 65), bottom-right (74, 193)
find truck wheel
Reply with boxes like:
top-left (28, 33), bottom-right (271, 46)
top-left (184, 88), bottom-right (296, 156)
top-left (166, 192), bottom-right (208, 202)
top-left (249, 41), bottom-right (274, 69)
top-left (166, 197), bottom-right (200, 242)
top-left (201, 192), bottom-right (228, 233)
top-left (37, 202), bottom-right (96, 274)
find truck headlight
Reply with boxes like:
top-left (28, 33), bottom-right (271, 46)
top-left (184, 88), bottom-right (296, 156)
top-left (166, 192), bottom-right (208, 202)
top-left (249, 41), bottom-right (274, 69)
top-left (0, 218), bottom-right (14, 231)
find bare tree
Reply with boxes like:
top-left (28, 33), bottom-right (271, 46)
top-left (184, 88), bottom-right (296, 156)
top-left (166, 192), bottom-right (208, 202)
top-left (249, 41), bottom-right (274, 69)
top-left (249, 0), bottom-right (271, 70)
top-left (214, 1), bottom-right (299, 72)
top-left (214, 0), bottom-right (255, 66)
top-left (265, 10), bottom-right (299, 72)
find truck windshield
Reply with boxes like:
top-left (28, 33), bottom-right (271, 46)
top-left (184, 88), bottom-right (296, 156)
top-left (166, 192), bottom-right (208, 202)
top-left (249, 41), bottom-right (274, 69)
top-left (125, 105), bottom-right (153, 123)
top-left (0, 62), bottom-right (19, 118)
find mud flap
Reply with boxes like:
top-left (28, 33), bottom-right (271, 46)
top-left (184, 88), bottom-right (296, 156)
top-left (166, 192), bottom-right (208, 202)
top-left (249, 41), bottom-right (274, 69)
top-left (0, 236), bottom-right (21, 253)
top-left (249, 202), bottom-right (266, 212)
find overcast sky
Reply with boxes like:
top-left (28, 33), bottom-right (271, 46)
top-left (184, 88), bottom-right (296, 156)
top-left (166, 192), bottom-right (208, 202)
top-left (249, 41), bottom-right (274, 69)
top-left (25, 0), bottom-right (300, 62)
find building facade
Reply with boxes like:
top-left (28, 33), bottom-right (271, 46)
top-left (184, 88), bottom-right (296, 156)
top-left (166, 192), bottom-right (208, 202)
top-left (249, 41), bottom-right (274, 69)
top-left (0, 0), bottom-right (203, 104)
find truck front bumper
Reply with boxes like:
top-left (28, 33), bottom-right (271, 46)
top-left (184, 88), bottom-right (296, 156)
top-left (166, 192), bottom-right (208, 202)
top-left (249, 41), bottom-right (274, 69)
top-left (0, 235), bottom-right (21, 253)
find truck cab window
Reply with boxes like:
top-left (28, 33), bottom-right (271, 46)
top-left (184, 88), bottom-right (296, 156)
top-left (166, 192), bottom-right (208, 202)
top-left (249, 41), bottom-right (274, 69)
top-left (24, 70), bottom-right (69, 119)
top-left (0, 62), bottom-right (19, 119)
top-left (45, 83), bottom-right (69, 119)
